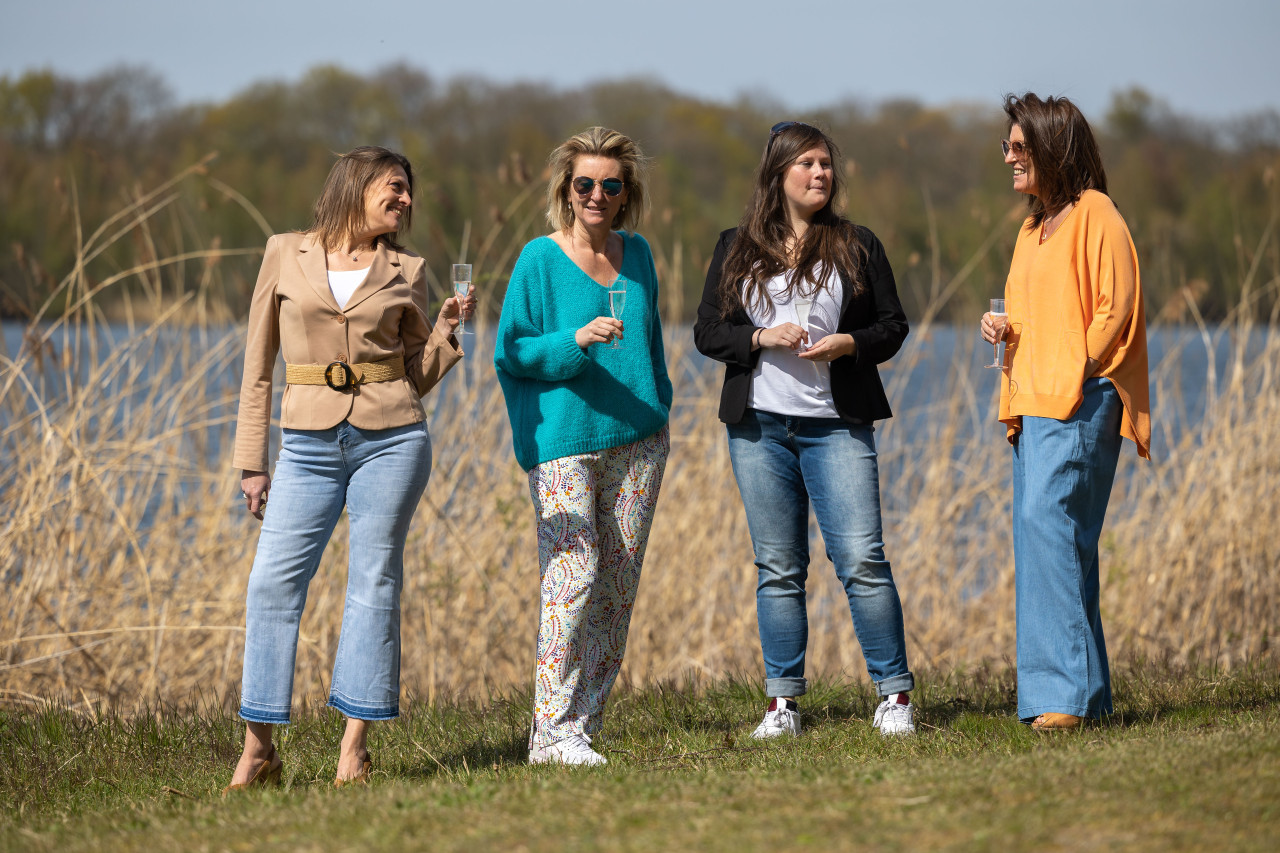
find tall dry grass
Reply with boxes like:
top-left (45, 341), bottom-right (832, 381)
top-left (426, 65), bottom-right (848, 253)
top-left (1, 169), bottom-right (1276, 715)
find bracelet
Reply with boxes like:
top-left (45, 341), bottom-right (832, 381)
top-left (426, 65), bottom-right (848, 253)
top-left (752, 329), bottom-right (761, 349)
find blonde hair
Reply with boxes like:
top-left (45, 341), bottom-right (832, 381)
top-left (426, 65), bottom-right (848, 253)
top-left (545, 127), bottom-right (649, 233)
top-left (308, 146), bottom-right (414, 252)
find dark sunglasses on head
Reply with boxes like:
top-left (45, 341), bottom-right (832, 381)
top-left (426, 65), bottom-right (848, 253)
top-left (767, 120), bottom-right (818, 152)
top-left (571, 176), bottom-right (625, 197)
top-left (1001, 139), bottom-right (1030, 157)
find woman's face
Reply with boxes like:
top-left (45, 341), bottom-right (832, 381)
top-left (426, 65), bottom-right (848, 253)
top-left (1005, 124), bottom-right (1038, 197)
top-left (781, 144), bottom-right (833, 224)
top-left (569, 155), bottom-right (628, 232)
top-left (361, 165), bottom-right (412, 239)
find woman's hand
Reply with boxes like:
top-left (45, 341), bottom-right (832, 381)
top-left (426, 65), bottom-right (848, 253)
top-left (576, 317), bottom-right (623, 349)
top-left (241, 470), bottom-right (271, 521)
top-left (435, 286), bottom-right (476, 337)
top-left (798, 333), bottom-right (856, 362)
top-left (756, 322), bottom-right (808, 351)
top-left (980, 312), bottom-right (1008, 345)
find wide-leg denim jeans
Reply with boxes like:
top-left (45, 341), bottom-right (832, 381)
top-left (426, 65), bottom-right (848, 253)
top-left (727, 410), bottom-right (913, 699)
top-left (1012, 377), bottom-right (1122, 721)
top-left (239, 420), bottom-right (431, 724)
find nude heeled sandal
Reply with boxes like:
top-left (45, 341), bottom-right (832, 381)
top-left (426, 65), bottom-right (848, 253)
top-left (222, 745), bottom-right (283, 795)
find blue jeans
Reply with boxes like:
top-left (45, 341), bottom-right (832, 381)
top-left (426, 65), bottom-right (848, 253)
top-left (239, 421), bottom-right (432, 724)
top-left (727, 410), bottom-right (914, 699)
top-left (1012, 378), bottom-right (1122, 720)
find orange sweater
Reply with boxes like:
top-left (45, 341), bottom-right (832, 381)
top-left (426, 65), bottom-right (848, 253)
top-left (999, 190), bottom-right (1151, 459)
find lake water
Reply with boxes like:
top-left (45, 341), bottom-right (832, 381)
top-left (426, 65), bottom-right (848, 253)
top-left (4, 319), bottom-right (1273, 467)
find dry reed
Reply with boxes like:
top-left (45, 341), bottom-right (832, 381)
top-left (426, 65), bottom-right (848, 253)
top-left (1, 169), bottom-right (1276, 715)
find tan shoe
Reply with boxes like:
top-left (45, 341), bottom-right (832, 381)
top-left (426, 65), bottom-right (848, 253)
top-left (334, 756), bottom-right (373, 788)
top-left (1031, 712), bottom-right (1083, 731)
top-left (222, 745), bottom-right (283, 795)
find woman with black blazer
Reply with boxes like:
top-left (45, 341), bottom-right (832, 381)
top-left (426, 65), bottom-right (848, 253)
top-left (693, 121), bottom-right (916, 739)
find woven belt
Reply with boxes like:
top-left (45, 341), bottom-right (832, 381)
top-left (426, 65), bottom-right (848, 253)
top-left (285, 356), bottom-right (405, 391)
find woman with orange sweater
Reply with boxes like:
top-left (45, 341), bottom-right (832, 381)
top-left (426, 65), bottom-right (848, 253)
top-left (981, 94), bottom-right (1150, 730)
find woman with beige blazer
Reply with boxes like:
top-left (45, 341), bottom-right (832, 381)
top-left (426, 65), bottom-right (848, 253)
top-left (225, 146), bottom-right (472, 791)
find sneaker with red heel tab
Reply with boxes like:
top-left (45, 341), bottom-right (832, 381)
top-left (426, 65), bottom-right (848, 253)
top-left (750, 698), bottom-right (801, 739)
top-left (874, 693), bottom-right (916, 736)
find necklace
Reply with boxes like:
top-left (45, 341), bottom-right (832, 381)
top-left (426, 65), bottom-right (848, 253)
top-left (1040, 206), bottom-right (1071, 243)
top-left (347, 242), bottom-right (375, 263)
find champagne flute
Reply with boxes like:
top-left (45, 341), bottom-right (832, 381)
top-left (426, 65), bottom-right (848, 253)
top-left (986, 297), bottom-right (1007, 369)
top-left (794, 298), bottom-right (813, 351)
top-left (608, 287), bottom-right (626, 348)
top-left (452, 264), bottom-right (472, 338)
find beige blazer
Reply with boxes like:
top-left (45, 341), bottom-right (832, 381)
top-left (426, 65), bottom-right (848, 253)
top-left (232, 232), bottom-right (461, 472)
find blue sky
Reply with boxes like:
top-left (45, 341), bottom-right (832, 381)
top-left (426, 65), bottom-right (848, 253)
top-left (5, 0), bottom-right (1278, 121)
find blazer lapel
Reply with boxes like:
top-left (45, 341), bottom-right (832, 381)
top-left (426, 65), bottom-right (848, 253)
top-left (342, 243), bottom-right (401, 312)
top-left (296, 234), bottom-right (342, 312)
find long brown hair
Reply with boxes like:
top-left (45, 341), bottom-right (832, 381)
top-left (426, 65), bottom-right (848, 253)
top-left (1003, 93), bottom-right (1108, 230)
top-left (307, 146), bottom-right (414, 252)
top-left (717, 122), bottom-right (864, 318)
top-left (545, 126), bottom-right (649, 233)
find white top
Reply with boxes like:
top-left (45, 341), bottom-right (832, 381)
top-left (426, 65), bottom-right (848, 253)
top-left (327, 267), bottom-right (370, 310)
top-left (743, 266), bottom-right (844, 418)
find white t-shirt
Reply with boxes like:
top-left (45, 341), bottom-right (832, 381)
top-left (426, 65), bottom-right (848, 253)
top-left (327, 267), bottom-right (370, 310)
top-left (743, 266), bottom-right (843, 418)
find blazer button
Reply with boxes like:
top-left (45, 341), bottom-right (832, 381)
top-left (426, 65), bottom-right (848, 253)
top-left (336, 315), bottom-right (346, 324)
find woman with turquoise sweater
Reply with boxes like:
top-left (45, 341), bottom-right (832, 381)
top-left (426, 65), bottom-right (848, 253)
top-left (495, 127), bottom-right (672, 766)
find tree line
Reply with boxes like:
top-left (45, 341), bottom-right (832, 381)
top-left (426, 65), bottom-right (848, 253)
top-left (2, 64), bottom-right (1277, 324)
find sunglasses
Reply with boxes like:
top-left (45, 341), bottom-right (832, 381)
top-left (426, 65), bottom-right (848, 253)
top-left (1001, 139), bottom-right (1030, 157)
top-left (571, 176), bottom-right (625, 197)
top-left (767, 121), bottom-right (818, 152)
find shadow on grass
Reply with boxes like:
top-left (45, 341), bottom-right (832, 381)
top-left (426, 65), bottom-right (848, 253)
top-left (4, 659), bottom-right (1278, 814)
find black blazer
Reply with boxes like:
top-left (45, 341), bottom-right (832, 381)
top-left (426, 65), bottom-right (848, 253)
top-left (692, 225), bottom-right (908, 425)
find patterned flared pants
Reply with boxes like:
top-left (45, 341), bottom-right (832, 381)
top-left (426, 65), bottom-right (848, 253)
top-left (527, 426), bottom-right (669, 748)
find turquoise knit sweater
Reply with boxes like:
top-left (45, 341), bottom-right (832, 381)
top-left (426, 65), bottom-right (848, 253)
top-left (494, 233), bottom-right (673, 471)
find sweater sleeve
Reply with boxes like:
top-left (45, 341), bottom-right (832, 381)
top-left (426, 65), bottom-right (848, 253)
top-left (1082, 200), bottom-right (1139, 364)
top-left (846, 227), bottom-right (909, 367)
top-left (494, 241), bottom-right (591, 382)
top-left (693, 228), bottom-right (759, 367)
top-left (638, 235), bottom-right (674, 410)
top-left (231, 235), bottom-right (282, 473)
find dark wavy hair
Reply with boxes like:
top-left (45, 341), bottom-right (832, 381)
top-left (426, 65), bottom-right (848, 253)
top-left (307, 146), bottom-right (414, 252)
top-left (1003, 93), bottom-right (1108, 231)
top-left (717, 122), bottom-right (864, 318)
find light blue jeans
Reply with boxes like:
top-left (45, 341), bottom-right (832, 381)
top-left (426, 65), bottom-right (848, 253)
top-left (239, 420), bottom-right (432, 725)
top-left (727, 410), bottom-right (914, 699)
top-left (1012, 378), bottom-right (1122, 721)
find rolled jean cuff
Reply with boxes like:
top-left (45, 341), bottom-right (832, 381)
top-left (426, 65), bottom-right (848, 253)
top-left (876, 672), bottom-right (915, 697)
top-left (765, 677), bottom-right (808, 698)
top-left (239, 702), bottom-right (291, 726)
top-left (328, 692), bottom-right (399, 721)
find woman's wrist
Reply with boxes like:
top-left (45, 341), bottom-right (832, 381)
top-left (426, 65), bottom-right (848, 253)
top-left (751, 328), bottom-right (762, 350)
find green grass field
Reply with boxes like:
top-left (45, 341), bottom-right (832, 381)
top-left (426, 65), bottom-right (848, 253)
top-left (3, 662), bottom-right (1277, 852)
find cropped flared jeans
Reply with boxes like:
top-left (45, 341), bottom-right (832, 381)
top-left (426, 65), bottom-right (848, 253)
top-left (1012, 378), bottom-right (1123, 721)
top-left (726, 410), bottom-right (914, 700)
top-left (238, 420), bottom-right (431, 725)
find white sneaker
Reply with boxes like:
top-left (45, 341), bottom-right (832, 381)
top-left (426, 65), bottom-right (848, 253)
top-left (528, 733), bottom-right (607, 766)
top-left (750, 701), bottom-right (802, 739)
top-left (874, 696), bottom-right (916, 736)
